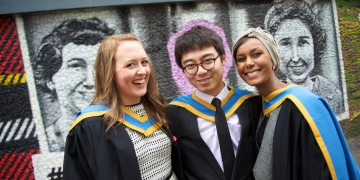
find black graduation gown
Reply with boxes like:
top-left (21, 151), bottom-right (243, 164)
top-left (63, 116), bottom-right (143, 180)
top-left (257, 99), bottom-right (331, 180)
top-left (168, 95), bottom-right (261, 180)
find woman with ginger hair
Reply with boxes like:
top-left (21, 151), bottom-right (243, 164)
top-left (63, 33), bottom-right (177, 180)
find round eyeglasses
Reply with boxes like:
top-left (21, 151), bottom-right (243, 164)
top-left (182, 54), bottom-right (220, 75)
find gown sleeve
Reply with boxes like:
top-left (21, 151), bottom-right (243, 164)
top-left (63, 118), bottom-right (98, 180)
top-left (273, 99), bottom-right (331, 180)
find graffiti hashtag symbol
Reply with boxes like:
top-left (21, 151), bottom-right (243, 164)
top-left (47, 167), bottom-right (63, 180)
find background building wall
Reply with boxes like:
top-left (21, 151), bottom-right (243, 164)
top-left (0, 0), bottom-right (358, 179)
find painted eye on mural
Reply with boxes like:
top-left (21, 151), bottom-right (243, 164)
top-left (279, 39), bottom-right (291, 47)
top-left (67, 58), bottom-right (86, 68)
top-left (298, 38), bottom-right (310, 46)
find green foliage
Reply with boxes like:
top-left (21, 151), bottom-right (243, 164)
top-left (342, 116), bottom-right (360, 139)
top-left (337, 0), bottom-right (360, 137)
top-left (336, 0), bottom-right (360, 7)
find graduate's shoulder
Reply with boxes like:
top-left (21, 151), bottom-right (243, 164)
top-left (167, 93), bottom-right (194, 107)
top-left (169, 93), bottom-right (192, 102)
top-left (284, 85), bottom-right (333, 117)
top-left (232, 86), bottom-right (258, 95)
top-left (232, 87), bottom-right (260, 101)
top-left (69, 105), bottom-right (109, 132)
top-left (286, 85), bottom-right (324, 103)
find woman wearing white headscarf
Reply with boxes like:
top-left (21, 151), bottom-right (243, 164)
top-left (232, 27), bottom-right (359, 180)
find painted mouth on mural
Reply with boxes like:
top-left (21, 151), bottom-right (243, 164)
top-left (77, 90), bottom-right (95, 96)
top-left (288, 64), bottom-right (306, 75)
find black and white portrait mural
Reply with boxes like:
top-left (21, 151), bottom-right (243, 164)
top-left (0, 0), bottom-right (348, 179)
top-left (19, 10), bottom-right (122, 179)
top-left (24, 12), bottom-right (120, 153)
top-left (32, 17), bottom-right (115, 152)
top-left (264, 1), bottom-right (344, 114)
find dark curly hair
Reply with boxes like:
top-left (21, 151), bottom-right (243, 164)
top-left (264, 1), bottom-right (326, 68)
top-left (33, 18), bottom-right (115, 94)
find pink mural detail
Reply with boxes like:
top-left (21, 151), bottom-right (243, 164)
top-left (167, 19), bottom-right (233, 94)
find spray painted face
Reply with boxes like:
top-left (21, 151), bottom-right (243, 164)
top-left (51, 43), bottom-right (98, 115)
top-left (274, 19), bottom-right (314, 83)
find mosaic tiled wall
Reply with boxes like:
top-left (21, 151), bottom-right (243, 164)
top-left (0, 15), bottom-right (40, 180)
top-left (0, 0), bottom-right (351, 179)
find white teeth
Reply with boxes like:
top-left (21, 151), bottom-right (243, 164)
top-left (247, 71), bottom-right (259, 76)
top-left (133, 79), bottom-right (145, 84)
top-left (290, 65), bottom-right (304, 71)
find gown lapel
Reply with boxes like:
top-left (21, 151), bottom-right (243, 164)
top-left (232, 106), bottom-right (251, 179)
top-left (180, 108), bottom-right (227, 180)
top-left (109, 125), bottom-right (142, 180)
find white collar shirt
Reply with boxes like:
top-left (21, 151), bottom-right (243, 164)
top-left (195, 83), bottom-right (241, 171)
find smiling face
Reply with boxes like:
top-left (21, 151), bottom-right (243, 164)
top-left (274, 19), bottom-right (315, 84)
top-left (51, 42), bottom-right (98, 115)
top-left (235, 38), bottom-right (278, 94)
top-left (181, 46), bottom-right (225, 96)
top-left (113, 40), bottom-right (150, 106)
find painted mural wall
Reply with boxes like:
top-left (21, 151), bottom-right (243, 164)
top-left (0, 0), bottom-right (351, 179)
